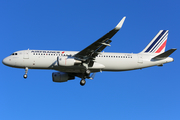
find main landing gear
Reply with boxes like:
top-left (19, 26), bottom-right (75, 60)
top-left (80, 79), bottom-right (86, 86)
top-left (80, 69), bottom-right (91, 86)
top-left (23, 67), bottom-right (28, 79)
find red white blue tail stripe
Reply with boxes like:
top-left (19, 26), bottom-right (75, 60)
top-left (141, 30), bottom-right (168, 53)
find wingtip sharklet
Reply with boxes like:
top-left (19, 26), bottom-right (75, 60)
top-left (115, 16), bottom-right (126, 30)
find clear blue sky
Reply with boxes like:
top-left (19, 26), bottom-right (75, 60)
top-left (0, 0), bottom-right (180, 120)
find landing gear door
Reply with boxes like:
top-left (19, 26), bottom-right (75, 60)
top-left (23, 50), bottom-right (29, 59)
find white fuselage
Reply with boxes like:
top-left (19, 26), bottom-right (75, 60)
top-left (2, 50), bottom-right (174, 73)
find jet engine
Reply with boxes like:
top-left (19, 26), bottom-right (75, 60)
top-left (57, 57), bottom-right (81, 66)
top-left (52, 72), bottom-right (75, 82)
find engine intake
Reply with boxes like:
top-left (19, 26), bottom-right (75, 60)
top-left (52, 72), bottom-right (75, 82)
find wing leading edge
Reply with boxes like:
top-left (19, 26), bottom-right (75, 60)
top-left (74, 16), bottom-right (126, 62)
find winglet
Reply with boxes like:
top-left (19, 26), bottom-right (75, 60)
top-left (115, 16), bottom-right (126, 30)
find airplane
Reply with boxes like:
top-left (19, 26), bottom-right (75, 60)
top-left (2, 16), bottom-right (177, 86)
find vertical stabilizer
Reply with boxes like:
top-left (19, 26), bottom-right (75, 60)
top-left (141, 30), bottom-right (168, 53)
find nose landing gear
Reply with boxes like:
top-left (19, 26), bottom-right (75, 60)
top-left (23, 67), bottom-right (28, 79)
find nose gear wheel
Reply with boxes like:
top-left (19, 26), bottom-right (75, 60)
top-left (23, 67), bottom-right (28, 79)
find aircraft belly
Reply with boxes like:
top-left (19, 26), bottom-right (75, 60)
top-left (53, 65), bottom-right (85, 73)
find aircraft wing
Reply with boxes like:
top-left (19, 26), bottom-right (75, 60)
top-left (74, 16), bottom-right (126, 61)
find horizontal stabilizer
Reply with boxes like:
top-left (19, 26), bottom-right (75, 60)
top-left (152, 48), bottom-right (177, 60)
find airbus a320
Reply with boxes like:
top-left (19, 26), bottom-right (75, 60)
top-left (2, 17), bottom-right (176, 86)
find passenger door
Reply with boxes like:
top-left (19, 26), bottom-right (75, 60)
top-left (23, 50), bottom-right (29, 59)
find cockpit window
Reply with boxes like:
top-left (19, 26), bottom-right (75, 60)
top-left (11, 53), bottom-right (18, 55)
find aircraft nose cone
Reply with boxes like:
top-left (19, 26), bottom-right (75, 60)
top-left (2, 58), bottom-right (7, 65)
top-left (2, 57), bottom-right (10, 66)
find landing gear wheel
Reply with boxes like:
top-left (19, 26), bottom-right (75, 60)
top-left (23, 67), bottom-right (28, 79)
top-left (80, 79), bottom-right (86, 86)
top-left (23, 74), bottom-right (27, 79)
top-left (86, 69), bottom-right (91, 75)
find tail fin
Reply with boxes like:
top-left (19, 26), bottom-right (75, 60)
top-left (141, 30), bottom-right (169, 53)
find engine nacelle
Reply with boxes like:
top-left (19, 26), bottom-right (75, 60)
top-left (52, 72), bottom-right (75, 82)
top-left (57, 57), bottom-right (81, 66)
